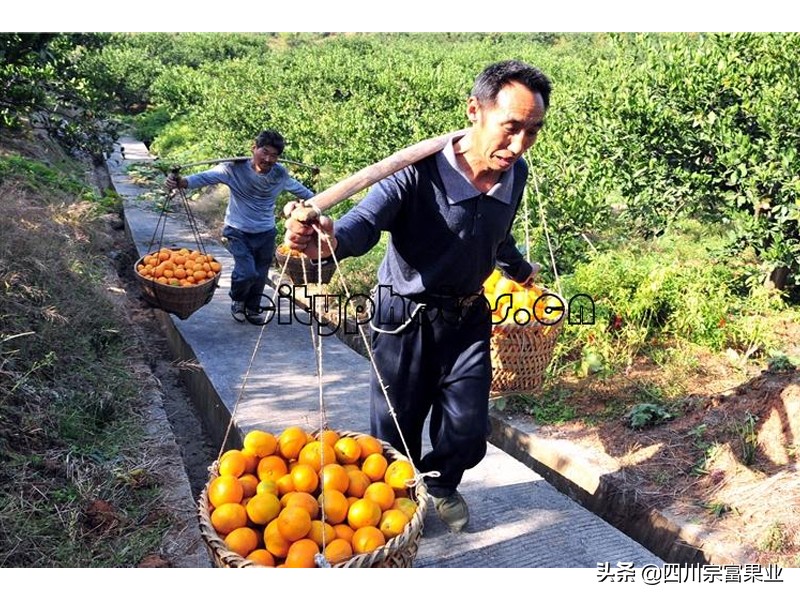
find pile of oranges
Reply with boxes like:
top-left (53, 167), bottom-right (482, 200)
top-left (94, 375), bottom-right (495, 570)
top-left (483, 268), bottom-right (556, 326)
top-left (136, 247), bottom-right (222, 287)
top-left (204, 427), bottom-right (419, 568)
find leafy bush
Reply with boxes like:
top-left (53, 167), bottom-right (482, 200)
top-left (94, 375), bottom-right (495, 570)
top-left (0, 33), bottom-right (119, 161)
top-left (556, 219), bottom-right (788, 374)
top-left (625, 402), bottom-right (674, 430)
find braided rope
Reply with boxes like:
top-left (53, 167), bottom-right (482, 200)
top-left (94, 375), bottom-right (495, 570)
top-left (215, 241), bottom-right (293, 459)
top-left (308, 222), bottom-right (424, 484)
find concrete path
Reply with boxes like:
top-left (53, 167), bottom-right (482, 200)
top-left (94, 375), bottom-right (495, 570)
top-left (111, 137), bottom-right (663, 568)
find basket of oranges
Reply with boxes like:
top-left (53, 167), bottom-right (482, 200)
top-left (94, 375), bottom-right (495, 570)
top-left (133, 247), bottom-right (222, 320)
top-left (275, 244), bottom-right (336, 285)
top-left (483, 269), bottom-right (565, 397)
top-left (197, 426), bottom-right (428, 568)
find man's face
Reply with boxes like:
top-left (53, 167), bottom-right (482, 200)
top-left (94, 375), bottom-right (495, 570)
top-left (252, 144), bottom-right (281, 174)
top-left (467, 81), bottom-right (546, 173)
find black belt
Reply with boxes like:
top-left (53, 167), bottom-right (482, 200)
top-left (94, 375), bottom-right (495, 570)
top-left (405, 289), bottom-right (485, 311)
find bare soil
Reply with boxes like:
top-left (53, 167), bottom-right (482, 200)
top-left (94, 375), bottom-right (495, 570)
top-left (508, 335), bottom-right (800, 566)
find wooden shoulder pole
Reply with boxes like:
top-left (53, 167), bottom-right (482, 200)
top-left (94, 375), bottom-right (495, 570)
top-left (299, 128), bottom-right (468, 218)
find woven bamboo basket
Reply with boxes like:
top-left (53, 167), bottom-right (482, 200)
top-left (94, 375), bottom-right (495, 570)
top-left (133, 256), bottom-right (221, 320)
top-left (198, 430), bottom-right (428, 568)
top-left (275, 245), bottom-right (336, 285)
top-left (489, 290), bottom-right (565, 397)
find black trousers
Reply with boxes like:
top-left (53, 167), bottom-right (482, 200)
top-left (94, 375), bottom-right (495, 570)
top-left (222, 225), bottom-right (276, 311)
top-left (368, 287), bottom-right (492, 498)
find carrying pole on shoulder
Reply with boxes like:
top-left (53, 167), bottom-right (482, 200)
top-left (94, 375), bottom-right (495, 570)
top-left (293, 128), bottom-right (467, 221)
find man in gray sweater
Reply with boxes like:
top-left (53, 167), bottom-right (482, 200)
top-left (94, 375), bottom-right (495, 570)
top-left (167, 130), bottom-right (314, 324)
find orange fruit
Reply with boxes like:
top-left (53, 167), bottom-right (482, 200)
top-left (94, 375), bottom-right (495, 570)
top-left (224, 526), bottom-right (260, 557)
top-left (378, 509), bottom-right (410, 539)
top-left (307, 520), bottom-right (336, 547)
top-left (484, 269), bottom-right (502, 293)
top-left (356, 435), bottom-right (383, 458)
top-left (208, 474), bottom-right (244, 508)
top-left (352, 526), bottom-right (386, 554)
top-left (317, 489), bottom-right (349, 525)
top-left (333, 523), bottom-right (355, 543)
top-left (347, 498), bottom-right (381, 529)
top-left (298, 441), bottom-right (336, 469)
top-left (210, 502), bottom-right (248, 535)
top-left (246, 548), bottom-right (275, 567)
top-left (277, 506), bottom-right (312, 541)
top-left (276, 473), bottom-right (296, 496)
top-left (319, 463), bottom-right (350, 494)
top-left (323, 538), bottom-right (353, 565)
top-left (317, 429), bottom-right (340, 448)
top-left (245, 492), bottom-right (282, 525)
top-left (361, 453), bottom-right (388, 482)
top-left (284, 538), bottom-right (319, 568)
top-left (257, 455), bottom-right (289, 482)
top-left (218, 450), bottom-right (248, 478)
top-left (346, 469), bottom-right (371, 498)
top-left (384, 459), bottom-right (415, 491)
top-left (291, 463), bottom-right (319, 494)
top-left (240, 448), bottom-right (260, 474)
top-left (392, 497), bottom-right (418, 520)
top-left (264, 519), bottom-right (290, 558)
top-left (256, 479), bottom-right (278, 496)
top-left (243, 430), bottom-right (278, 458)
top-left (494, 277), bottom-right (519, 296)
top-left (334, 437), bottom-right (362, 464)
top-left (364, 481), bottom-right (395, 511)
top-left (278, 426), bottom-right (308, 460)
top-left (285, 491), bottom-right (320, 519)
top-left (238, 473), bottom-right (260, 499)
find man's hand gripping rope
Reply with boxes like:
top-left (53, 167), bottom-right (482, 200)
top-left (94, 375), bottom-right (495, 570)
top-left (283, 200), bottom-right (337, 261)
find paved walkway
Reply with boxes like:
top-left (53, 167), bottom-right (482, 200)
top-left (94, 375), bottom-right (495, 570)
top-left (111, 137), bottom-right (663, 568)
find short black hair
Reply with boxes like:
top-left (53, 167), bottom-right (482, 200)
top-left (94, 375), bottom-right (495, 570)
top-left (254, 129), bottom-right (285, 154)
top-left (471, 60), bottom-right (552, 110)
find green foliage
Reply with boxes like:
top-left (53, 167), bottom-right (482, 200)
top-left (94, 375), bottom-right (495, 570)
top-left (625, 402), bottom-right (674, 430)
top-left (558, 218), bottom-right (789, 377)
top-left (767, 351), bottom-right (797, 373)
top-left (496, 390), bottom-right (578, 424)
top-left (0, 33), bottom-right (119, 160)
top-left (734, 411), bottom-right (759, 466)
top-left (759, 522), bottom-right (787, 553)
top-left (701, 501), bottom-right (732, 518)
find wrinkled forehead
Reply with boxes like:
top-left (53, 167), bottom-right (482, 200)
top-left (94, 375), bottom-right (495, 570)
top-left (480, 84), bottom-right (546, 126)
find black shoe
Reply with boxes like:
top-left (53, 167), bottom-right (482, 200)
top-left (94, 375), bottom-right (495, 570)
top-left (231, 300), bottom-right (246, 323)
top-left (433, 491), bottom-right (469, 532)
top-left (244, 307), bottom-right (267, 326)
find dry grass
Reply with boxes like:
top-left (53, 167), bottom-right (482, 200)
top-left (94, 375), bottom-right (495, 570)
top-left (0, 154), bottom-right (177, 566)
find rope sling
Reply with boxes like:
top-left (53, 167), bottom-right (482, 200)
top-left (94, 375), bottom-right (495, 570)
top-left (133, 170), bottom-right (221, 320)
top-left (208, 207), bottom-right (431, 568)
